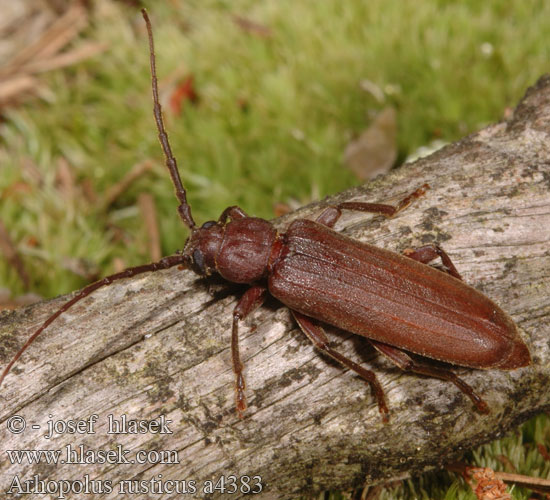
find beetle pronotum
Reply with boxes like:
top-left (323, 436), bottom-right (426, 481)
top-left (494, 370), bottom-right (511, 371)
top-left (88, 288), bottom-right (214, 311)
top-left (0, 10), bottom-right (531, 421)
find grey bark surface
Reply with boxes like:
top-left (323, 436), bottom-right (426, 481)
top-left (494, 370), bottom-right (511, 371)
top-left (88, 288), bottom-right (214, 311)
top-left (1, 75), bottom-right (549, 499)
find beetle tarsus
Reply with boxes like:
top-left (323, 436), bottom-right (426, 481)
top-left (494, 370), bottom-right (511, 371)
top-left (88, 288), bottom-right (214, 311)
top-left (371, 341), bottom-right (490, 415)
top-left (315, 206), bottom-right (342, 228)
top-left (236, 374), bottom-right (247, 418)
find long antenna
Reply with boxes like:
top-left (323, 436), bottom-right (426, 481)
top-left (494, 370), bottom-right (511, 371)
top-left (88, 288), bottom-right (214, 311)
top-left (0, 255), bottom-right (189, 388)
top-left (142, 8), bottom-right (196, 229)
top-left (0, 11), bottom-right (196, 389)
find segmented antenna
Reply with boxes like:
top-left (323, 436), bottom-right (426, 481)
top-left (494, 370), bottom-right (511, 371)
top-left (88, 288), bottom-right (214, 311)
top-left (142, 9), bottom-right (196, 230)
top-left (0, 13), bottom-right (196, 389)
top-left (0, 255), bottom-right (189, 388)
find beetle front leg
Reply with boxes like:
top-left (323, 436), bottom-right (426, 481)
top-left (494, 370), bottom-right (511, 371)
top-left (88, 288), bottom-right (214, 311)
top-left (219, 206), bottom-right (248, 224)
top-left (231, 284), bottom-right (267, 417)
top-left (292, 311), bottom-right (389, 422)
top-left (403, 244), bottom-right (462, 280)
top-left (370, 340), bottom-right (490, 414)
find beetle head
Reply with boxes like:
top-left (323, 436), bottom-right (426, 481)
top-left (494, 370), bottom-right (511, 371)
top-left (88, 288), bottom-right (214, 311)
top-left (183, 221), bottom-right (224, 277)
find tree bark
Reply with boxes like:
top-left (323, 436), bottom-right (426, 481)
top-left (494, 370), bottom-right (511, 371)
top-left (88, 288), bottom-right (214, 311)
top-left (1, 75), bottom-right (549, 499)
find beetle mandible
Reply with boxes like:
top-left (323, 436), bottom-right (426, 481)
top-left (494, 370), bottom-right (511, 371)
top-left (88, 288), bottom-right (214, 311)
top-left (0, 10), bottom-right (531, 421)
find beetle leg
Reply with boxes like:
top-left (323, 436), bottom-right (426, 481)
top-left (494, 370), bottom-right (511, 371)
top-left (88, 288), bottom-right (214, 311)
top-left (315, 206), bottom-right (342, 228)
top-left (219, 206), bottom-right (248, 224)
top-left (315, 184), bottom-right (430, 227)
top-left (231, 284), bottom-right (267, 417)
top-left (292, 311), bottom-right (389, 422)
top-left (370, 340), bottom-right (490, 414)
top-left (403, 244), bottom-right (462, 280)
top-left (336, 183), bottom-right (430, 218)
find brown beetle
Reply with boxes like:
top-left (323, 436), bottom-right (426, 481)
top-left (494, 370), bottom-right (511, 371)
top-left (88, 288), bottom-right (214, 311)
top-left (0, 10), bottom-right (530, 421)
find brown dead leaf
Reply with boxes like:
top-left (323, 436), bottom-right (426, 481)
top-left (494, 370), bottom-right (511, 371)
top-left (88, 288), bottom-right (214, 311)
top-left (496, 455), bottom-right (517, 473)
top-left (55, 157), bottom-right (76, 201)
top-left (538, 444), bottom-right (550, 462)
top-left (22, 41), bottom-right (107, 74)
top-left (21, 157), bottom-right (44, 186)
top-left (232, 15), bottom-right (272, 38)
top-left (273, 202), bottom-right (292, 218)
top-left (465, 467), bottom-right (511, 500)
top-left (112, 257), bottom-right (127, 273)
top-left (0, 75), bottom-right (37, 103)
top-left (344, 106), bottom-right (397, 181)
top-left (81, 178), bottom-right (98, 204)
top-left (169, 75), bottom-right (199, 115)
top-left (0, 181), bottom-right (33, 201)
top-left (448, 461), bottom-right (550, 497)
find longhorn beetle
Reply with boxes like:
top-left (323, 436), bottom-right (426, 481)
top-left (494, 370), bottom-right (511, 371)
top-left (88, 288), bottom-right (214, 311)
top-left (0, 10), bottom-right (531, 421)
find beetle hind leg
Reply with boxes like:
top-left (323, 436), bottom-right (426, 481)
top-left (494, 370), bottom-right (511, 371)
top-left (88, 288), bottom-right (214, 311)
top-left (403, 244), bottom-right (462, 280)
top-left (292, 311), bottom-right (389, 422)
top-left (336, 183), bottom-right (430, 218)
top-left (370, 340), bottom-right (490, 414)
top-left (315, 184), bottom-right (430, 229)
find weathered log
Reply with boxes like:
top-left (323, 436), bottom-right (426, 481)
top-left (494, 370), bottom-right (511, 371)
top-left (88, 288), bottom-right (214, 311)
top-left (1, 75), bottom-right (549, 499)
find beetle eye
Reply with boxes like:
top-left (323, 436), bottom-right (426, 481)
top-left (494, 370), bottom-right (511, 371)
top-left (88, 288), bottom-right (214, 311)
top-left (192, 249), bottom-right (206, 274)
top-left (201, 220), bottom-right (217, 229)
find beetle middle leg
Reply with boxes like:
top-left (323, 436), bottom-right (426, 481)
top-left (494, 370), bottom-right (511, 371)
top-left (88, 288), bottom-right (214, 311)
top-left (231, 284), bottom-right (267, 417)
top-left (292, 311), bottom-right (389, 422)
top-left (370, 341), bottom-right (490, 414)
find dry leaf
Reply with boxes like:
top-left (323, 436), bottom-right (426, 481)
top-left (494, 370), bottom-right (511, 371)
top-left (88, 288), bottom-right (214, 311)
top-left (232, 15), bottom-right (272, 38)
top-left (344, 106), bottom-right (397, 181)
top-left (55, 157), bottom-right (76, 201)
top-left (466, 467), bottom-right (511, 500)
top-left (169, 75), bottom-right (199, 115)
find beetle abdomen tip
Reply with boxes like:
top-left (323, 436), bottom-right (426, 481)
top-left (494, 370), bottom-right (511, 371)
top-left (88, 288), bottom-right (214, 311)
top-left (496, 338), bottom-right (531, 369)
